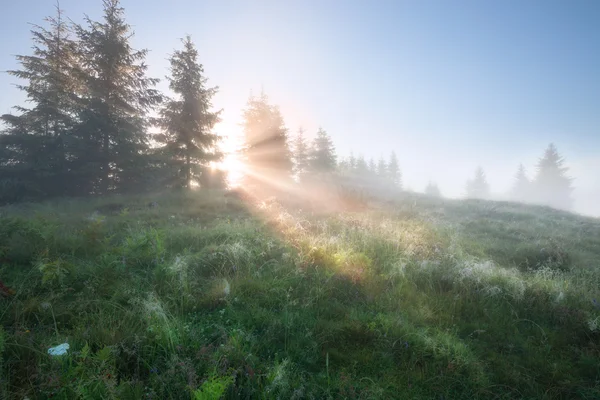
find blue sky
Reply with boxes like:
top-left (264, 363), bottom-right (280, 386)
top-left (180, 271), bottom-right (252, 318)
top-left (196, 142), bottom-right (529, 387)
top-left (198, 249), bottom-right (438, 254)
top-left (1, 0), bottom-right (599, 214)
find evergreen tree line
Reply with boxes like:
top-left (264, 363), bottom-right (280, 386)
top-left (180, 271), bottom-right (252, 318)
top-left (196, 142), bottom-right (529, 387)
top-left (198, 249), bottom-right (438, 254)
top-left (0, 0), bottom-right (224, 203)
top-left (462, 143), bottom-right (574, 210)
top-left (0, 1), bottom-right (575, 213)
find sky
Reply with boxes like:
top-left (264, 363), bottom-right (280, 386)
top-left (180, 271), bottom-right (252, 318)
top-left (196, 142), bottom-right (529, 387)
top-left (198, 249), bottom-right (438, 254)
top-left (1, 0), bottom-right (599, 215)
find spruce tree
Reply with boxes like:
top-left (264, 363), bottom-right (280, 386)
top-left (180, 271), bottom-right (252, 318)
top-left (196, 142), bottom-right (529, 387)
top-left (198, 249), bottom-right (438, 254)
top-left (73, 0), bottom-right (162, 194)
top-left (309, 127), bottom-right (336, 173)
top-left (291, 127), bottom-right (309, 181)
top-left (242, 91), bottom-right (292, 186)
top-left (368, 158), bottom-right (377, 176)
top-left (155, 36), bottom-right (222, 189)
top-left (376, 156), bottom-right (387, 178)
top-left (355, 155), bottom-right (369, 176)
top-left (465, 166), bottom-right (490, 199)
top-left (425, 181), bottom-right (441, 197)
top-left (348, 152), bottom-right (357, 172)
top-left (0, 3), bottom-right (79, 201)
top-left (532, 143), bottom-right (573, 210)
top-left (337, 157), bottom-right (350, 174)
top-left (510, 163), bottom-right (530, 203)
top-left (387, 151), bottom-right (402, 189)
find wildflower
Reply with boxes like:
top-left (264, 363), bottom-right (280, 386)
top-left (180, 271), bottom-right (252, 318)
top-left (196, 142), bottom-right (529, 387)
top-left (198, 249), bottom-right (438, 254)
top-left (404, 341), bottom-right (409, 349)
top-left (150, 367), bottom-right (159, 374)
top-left (25, 329), bottom-right (30, 333)
top-left (593, 299), bottom-right (599, 309)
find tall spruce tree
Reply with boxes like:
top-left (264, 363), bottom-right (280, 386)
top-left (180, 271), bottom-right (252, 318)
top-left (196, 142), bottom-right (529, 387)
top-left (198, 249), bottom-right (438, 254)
top-left (155, 36), bottom-right (222, 189)
top-left (73, 0), bottom-right (162, 194)
top-left (387, 151), bottom-right (402, 189)
top-left (510, 163), bottom-right (530, 203)
top-left (0, 3), bottom-right (79, 202)
top-left (465, 166), bottom-right (490, 199)
top-left (242, 91), bottom-right (292, 186)
top-left (291, 127), bottom-right (309, 181)
top-left (532, 143), bottom-right (573, 210)
top-left (309, 127), bottom-right (336, 173)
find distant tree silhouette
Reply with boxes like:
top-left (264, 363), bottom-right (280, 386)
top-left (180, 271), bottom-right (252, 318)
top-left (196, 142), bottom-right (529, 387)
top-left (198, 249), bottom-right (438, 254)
top-left (355, 155), bottom-right (369, 176)
top-left (425, 181), bottom-right (441, 197)
top-left (465, 167), bottom-right (490, 199)
top-left (242, 90), bottom-right (292, 186)
top-left (73, 0), bottom-right (162, 194)
top-left (532, 143), bottom-right (573, 210)
top-left (387, 152), bottom-right (402, 189)
top-left (336, 156), bottom-right (350, 174)
top-left (376, 156), bottom-right (387, 178)
top-left (0, 3), bottom-right (79, 202)
top-left (155, 36), bottom-right (222, 189)
top-left (309, 127), bottom-right (337, 173)
top-left (348, 152), bottom-right (357, 171)
top-left (291, 127), bottom-right (310, 181)
top-left (368, 157), bottom-right (377, 176)
top-left (510, 163), bottom-right (530, 203)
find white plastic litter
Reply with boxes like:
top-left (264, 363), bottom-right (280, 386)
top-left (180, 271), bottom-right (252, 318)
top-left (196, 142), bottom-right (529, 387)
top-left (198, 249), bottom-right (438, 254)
top-left (48, 343), bottom-right (70, 356)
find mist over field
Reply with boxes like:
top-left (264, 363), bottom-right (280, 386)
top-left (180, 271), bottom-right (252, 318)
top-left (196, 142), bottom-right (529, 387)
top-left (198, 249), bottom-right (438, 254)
top-left (0, 1), bottom-right (599, 399)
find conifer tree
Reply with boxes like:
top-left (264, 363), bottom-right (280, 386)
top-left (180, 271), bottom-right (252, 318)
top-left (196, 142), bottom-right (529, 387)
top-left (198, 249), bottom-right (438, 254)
top-left (337, 157), bottom-right (350, 174)
top-left (376, 156), bottom-right (387, 178)
top-left (387, 151), bottom-right (402, 189)
top-left (309, 127), bottom-right (336, 173)
top-left (465, 166), bottom-right (490, 199)
top-left (73, 0), bottom-right (162, 194)
top-left (291, 127), bottom-right (310, 180)
top-left (355, 155), bottom-right (369, 176)
top-left (368, 158), bottom-right (377, 175)
top-left (155, 36), bottom-right (222, 189)
top-left (0, 3), bottom-right (79, 201)
top-left (348, 152), bottom-right (357, 172)
top-left (425, 181), bottom-right (441, 197)
top-left (242, 91), bottom-right (292, 185)
top-left (510, 163), bottom-right (530, 203)
top-left (532, 143), bottom-right (573, 210)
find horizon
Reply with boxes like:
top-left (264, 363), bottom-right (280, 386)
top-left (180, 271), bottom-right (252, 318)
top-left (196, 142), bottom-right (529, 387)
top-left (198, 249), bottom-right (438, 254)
top-left (1, 0), bottom-right (599, 215)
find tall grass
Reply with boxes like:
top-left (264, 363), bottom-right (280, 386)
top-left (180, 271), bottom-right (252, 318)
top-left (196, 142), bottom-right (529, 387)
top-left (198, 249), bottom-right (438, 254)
top-left (0, 190), bottom-right (599, 399)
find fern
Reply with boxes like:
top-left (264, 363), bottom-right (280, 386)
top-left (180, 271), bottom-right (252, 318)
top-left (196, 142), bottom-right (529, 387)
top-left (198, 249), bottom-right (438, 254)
top-left (192, 374), bottom-right (234, 400)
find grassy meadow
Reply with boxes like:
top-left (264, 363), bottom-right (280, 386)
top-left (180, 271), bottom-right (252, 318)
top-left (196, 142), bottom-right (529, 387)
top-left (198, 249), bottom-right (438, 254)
top-left (0, 189), bottom-right (599, 399)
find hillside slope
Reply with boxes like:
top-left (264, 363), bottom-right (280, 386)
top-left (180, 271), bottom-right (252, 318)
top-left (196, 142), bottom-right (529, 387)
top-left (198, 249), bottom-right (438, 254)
top-left (1, 190), bottom-right (599, 399)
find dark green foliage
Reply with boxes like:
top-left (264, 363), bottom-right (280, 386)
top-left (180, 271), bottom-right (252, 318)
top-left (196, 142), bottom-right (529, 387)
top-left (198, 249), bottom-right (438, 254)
top-left (155, 36), bottom-right (222, 189)
top-left (73, 0), bottom-right (162, 195)
top-left (0, 4), bottom-right (79, 202)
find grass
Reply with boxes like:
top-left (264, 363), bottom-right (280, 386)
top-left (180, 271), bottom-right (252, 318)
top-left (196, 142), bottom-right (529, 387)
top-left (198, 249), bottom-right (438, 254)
top-left (0, 189), bottom-right (599, 399)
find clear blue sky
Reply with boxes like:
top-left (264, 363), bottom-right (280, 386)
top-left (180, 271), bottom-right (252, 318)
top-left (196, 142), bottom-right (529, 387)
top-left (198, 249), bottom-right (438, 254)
top-left (2, 0), bottom-right (599, 214)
